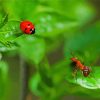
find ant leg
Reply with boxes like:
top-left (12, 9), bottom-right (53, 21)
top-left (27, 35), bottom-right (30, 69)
top-left (72, 68), bottom-right (78, 83)
top-left (80, 71), bottom-right (84, 84)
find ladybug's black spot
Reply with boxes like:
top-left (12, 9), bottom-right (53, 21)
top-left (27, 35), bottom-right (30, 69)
top-left (31, 28), bottom-right (35, 34)
top-left (30, 29), bottom-right (32, 31)
top-left (25, 28), bottom-right (27, 30)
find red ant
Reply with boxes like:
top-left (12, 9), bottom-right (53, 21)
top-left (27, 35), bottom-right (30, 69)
top-left (70, 56), bottom-right (91, 77)
top-left (69, 52), bottom-right (99, 88)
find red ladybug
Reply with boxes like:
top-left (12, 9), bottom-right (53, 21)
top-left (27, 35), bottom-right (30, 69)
top-left (20, 20), bottom-right (35, 34)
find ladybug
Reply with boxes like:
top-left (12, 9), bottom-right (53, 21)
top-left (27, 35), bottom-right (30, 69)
top-left (20, 20), bottom-right (35, 34)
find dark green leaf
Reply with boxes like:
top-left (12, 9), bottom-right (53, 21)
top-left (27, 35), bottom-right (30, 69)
top-left (0, 14), bottom-right (8, 29)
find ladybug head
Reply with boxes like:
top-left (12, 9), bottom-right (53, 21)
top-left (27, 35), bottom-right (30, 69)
top-left (20, 20), bottom-right (35, 34)
top-left (82, 66), bottom-right (91, 77)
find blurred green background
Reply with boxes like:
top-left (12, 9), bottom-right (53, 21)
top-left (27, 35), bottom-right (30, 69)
top-left (0, 0), bottom-right (100, 100)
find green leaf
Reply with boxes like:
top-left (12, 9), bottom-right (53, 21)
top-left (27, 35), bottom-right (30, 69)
top-left (0, 14), bottom-right (8, 29)
top-left (65, 66), bottom-right (100, 90)
top-left (17, 35), bottom-right (46, 64)
top-left (37, 0), bottom-right (95, 24)
top-left (0, 20), bottom-right (21, 36)
top-left (52, 60), bottom-right (100, 98)
top-left (3, 0), bottom-right (38, 19)
top-left (51, 60), bottom-right (67, 85)
top-left (0, 41), bottom-right (18, 52)
top-left (29, 73), bottom-right (42, 96)
top-left (35, 12), bottom-right (78, 38)
top-left (0, 20), bottom-right (21, 50)
top-left (39, 61), bottom-right (53, 87)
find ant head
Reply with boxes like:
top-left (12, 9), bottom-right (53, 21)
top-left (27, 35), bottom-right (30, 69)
top-left (82, 66), bottom-right (91, 77)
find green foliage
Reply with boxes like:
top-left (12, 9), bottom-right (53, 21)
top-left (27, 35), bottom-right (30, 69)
top-left (0, 0), bottom-right (100, 99)
top-left (0, 14), bottom-right (20, 49)
top-left (0, 61), bottom-right (8, 98)
top-left (35, 12), bottom-right (78, 38)
top-left (0, 14), bottom-right (8, 29)
top-left (17, 35), bottom-right (46, 64)
top-left (64, 21), bottom-right (100, 63)
top-left (0, 61), bottom-right (8, 81)
top-left (29, 72), bottom-right (42, 96)
top-left (63, 21), bottom-right (100, 93)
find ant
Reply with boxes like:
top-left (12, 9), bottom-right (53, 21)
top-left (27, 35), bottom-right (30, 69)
top-left (70, 57), bottom-right (91, 77)
top-left (70, 52), bottom-right (91, 78)
top-left (69, 52), bottom-right (99, 88)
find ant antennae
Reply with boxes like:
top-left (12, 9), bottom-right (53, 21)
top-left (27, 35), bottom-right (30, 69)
top-left (70, 51), bottom-right (75, 57)
top-left (72, 68), bottom-right (78, 83)
top-left (68, 48), bottom-right (75, 57)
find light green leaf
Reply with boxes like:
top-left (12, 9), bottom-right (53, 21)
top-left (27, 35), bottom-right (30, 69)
top-left (0, 20), bottom-right (21, 50)
top-left (0, 14), bottom-right (8, 29)
top-left (3, 0), bottom-right (38, 19)
top-left (35, 12), bottom-right (78, 38)
top-left (29, 73), bottom-right (42, 96)
top-left (37, 0), bottom-right (95, 24)
top-left (17, 35), bottom-right (46, 64)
